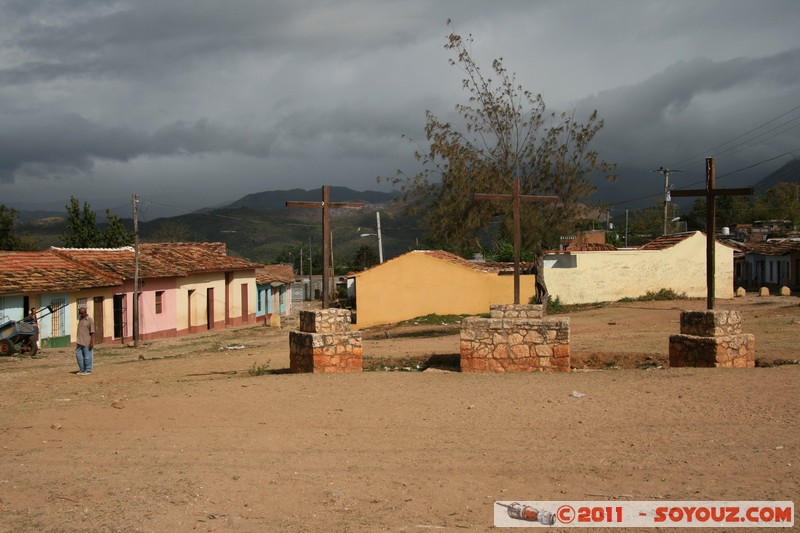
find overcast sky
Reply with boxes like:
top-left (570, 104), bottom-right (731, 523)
top-left (1, 0), bottom-right (799, 219)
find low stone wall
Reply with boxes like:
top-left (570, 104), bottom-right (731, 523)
top-left (460, 305), bottom-right (570, 373)
top-left (289, 309), bottom-right (362, 373)
top-left (669, 310), bottom-right (755, 368)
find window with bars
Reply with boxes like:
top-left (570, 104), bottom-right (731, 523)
top-left (51, 298), bottom-right (66, 337)
top-left (155, 291), bottom-right (164, 314)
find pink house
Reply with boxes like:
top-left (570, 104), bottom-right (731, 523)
top-left (52, 243), bottom-right (261, 342)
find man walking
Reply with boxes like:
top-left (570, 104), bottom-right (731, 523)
top-left (76, 306), bottom-right (95, 375)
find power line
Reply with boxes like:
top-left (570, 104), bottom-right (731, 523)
top-left (667, 103), bottom-right (800, 169)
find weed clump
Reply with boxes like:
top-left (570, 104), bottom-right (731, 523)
top-left (248, 360), bottom-right (271, 376)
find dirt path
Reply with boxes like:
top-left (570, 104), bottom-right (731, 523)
top-left (1, 297), bottom-right (798, 531)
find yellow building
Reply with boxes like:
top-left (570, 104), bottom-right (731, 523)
top-left (347, 250), bottom-right (535, 328)
top-left (348, 232), bottom-right (734, 328)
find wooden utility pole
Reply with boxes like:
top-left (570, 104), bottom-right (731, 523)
top-left (287, 186), bottom-right (362, 308)
top-left (132, 193), bottom-right (140, 347)
top-left (474, 178), bottom-right (558, 304)
top-left (652, 166), bottom-right (684, 235)
top-left (670, 158), bottom-right (753, 309)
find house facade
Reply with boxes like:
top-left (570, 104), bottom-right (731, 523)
top-left (255, 265), bottom-right (295, 326)
top-left (545, 231), bottom-right (734, 304)
top-left (347, 250), bottom-right (535, 328)
top-left (1, 243), bottom-right (262, 347)
top-left (0, 250), bottom-right (122, 348)
top-left (735, 240), bottom-right (800, 291)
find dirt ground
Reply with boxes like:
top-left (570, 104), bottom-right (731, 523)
top-left (1, 295), bottom-right (798, 532)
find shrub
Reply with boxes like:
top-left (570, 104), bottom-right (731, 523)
top-left (619, 288), bottom-right (688, 302)
top-left (547, 295), bottom-right (566, 314)
top-left (248, 360), bottom-right (271, 376)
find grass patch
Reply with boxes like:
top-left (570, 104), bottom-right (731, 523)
top-left (248, 360), bottom-right (272, 376)
top-left (618, 288), bottom-right (689, 302)
top-left (398, 314), bottom-right (474, 326)
top-left (363, 354), bottom-right (460, 372)
top-left (543, 295), bottom-right (609, 315)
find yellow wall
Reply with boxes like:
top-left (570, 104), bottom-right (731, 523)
top-left (175, 271), bottom-right (257, 330)
top-left (352, 251), bottom-right (536, 328)
top-left (69, 288), bottom-right (117, 342)
top-left (545, 232), bottom-right (734, 304)
top-left (175, 273), bottom-right (228, 331)
top-left (229, 270), bottom-right (256, 319)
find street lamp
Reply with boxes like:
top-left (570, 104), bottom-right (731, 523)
top-left (357, 212), bottom-right (384, 263)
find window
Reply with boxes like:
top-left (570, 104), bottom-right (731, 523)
top-left (51, 298), bottom-right (66, 337)
top-left (77, 297), bottom-right (87, 310)
top-left (155, 291), bottom-right (164, 314)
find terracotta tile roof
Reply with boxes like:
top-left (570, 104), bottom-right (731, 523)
top-left (0, 250), bottom-right (121, 296)
top-left (139, 242), bottom-right (261, 273)
top-left (638, 232), bottom-right (698, 250)
top-left (569, 242), bottom-right (618, 251)
top-left (349, 250), bottom-right (530, 277)
top-left (742, 240), bottom-right (800, 256)
top-left (52, 242), bottom-right (261, 280)
top-left (52, 247), bottom-right (182, 279)
top-left (256, 265), bottom-right (295, 285)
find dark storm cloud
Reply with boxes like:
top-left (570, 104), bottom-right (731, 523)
top-left (0, 111), bottom-right (275, 181)
top-left (1, 0), bottom-right (798, 210)
top-left (577, 47), bottom-right (800, 171)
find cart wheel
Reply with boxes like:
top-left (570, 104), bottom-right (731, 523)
top-left (0, 339), bottom-right (14, 356)
top-left (20, 340), bottom-right (38, 357)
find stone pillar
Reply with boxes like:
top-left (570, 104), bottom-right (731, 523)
top-left (460, 304), bottom-right (570, 373)
top-left (669, 310), bottom-right (755, 368)
top-left (289, 309), bottom-right (362, 373)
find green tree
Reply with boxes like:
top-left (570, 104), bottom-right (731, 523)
top-left (686, 196), bottom-right (755, 231)
top-left (387, 28), bottom-right (615, 310)
top-left (349, 244), bottom-right (380, 271)
top-left (274, 242), bottom-right (322, 275)
top-left (485, 240), bottom-right (533, 262)
top-left (101, 210), bottom-right (133, 247)
top-left (0, 204), bottom-right (38, 251)
top-left (627, 206), bottom-right (663, 246)
top-left (62, 197), bottom-right (133, 247)
top-left (754, 182), bottom-right (800, 223)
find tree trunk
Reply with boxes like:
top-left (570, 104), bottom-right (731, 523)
top-left (534, 252), bottom-right (548, 315)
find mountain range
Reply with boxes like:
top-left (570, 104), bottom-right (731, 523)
top-left (10, 160), bottom-right (800, 263)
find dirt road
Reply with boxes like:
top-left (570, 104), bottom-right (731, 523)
top-left (1, 296), bottom-right (798, 531)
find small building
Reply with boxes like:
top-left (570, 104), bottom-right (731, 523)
top-left (545, 231), bottom-right (734, 304)
top-left (1, 242), bottom-right (262, 346)
top-left (346, 250), bottom-right (535, 328)
top-left (256, 265), bottom-right (295, 326)
top-left (736, 240), bottom-right (800, 290)
top-left (0, 250), bottom-right (122, 348)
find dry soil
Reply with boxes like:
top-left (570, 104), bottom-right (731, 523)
top-left (0, 295), bottom-right (798, 531)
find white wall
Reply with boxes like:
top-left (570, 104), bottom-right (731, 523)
top-left (545, 232), bottom-right (734, 304)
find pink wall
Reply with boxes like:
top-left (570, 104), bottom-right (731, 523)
top-left (121, 278), bottom-right (178, 338)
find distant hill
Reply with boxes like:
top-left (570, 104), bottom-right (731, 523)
top-left (227, 186), bottom-right (401, 212)
top-left (753, 159), bottom-right (800, 193)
